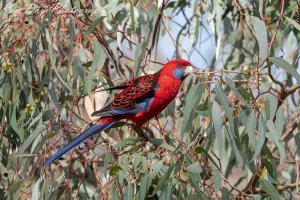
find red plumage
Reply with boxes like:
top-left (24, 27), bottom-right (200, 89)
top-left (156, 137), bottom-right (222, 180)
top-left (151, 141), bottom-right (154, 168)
top-left (44, 58), bottom-right (193, 165)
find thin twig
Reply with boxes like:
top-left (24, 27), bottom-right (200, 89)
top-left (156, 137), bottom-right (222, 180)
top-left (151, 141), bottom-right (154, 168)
top-left (268, 0), bottom-right (285, 51)
top-left (147, 0), bottom-right (169, 58)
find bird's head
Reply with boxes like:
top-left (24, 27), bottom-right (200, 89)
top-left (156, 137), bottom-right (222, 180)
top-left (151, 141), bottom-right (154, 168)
top-left (161, 58), bottom-right (194, 80)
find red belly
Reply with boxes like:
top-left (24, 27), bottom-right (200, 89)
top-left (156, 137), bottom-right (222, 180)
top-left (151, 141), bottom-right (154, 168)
top-left (126, 76), bottom-right (182, 127)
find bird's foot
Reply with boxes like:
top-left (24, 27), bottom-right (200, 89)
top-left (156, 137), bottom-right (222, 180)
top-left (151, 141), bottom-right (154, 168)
top-left (133, 127), bottom-right (150, 142)
top-left (139, 130), bottom-right (150, 142)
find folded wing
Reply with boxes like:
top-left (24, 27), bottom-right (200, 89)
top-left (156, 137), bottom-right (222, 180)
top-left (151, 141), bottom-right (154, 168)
top-left (92, 73), bottom-right (160, 117)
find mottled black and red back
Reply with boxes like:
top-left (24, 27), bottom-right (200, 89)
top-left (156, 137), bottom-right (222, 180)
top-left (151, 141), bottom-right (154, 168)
top-left (111, 73), bottom-right (160, 109)
top-left (91, 72), bottom-right (160, 117)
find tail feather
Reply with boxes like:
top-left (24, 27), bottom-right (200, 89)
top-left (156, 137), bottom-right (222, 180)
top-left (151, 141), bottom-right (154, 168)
top-left (44, 119), bottom-right (114, 166)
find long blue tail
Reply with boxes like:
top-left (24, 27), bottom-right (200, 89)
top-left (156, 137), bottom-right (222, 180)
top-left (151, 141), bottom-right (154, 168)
top-left (44, 120), bottom-right (114, 166)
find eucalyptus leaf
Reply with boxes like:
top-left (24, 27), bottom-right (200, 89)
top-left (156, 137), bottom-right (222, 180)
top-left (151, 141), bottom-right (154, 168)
top-left (284, 16), bottom-right (300, 31)
top-left (269, 57), bottom-right (300, 83)
top-left (85, 16), bottom-right (106, 40)
top-left (150, 165), bottom-right (174, 197)
top-left (212, 101), bottom-right (223, 155)
top-left (261, 178), bottom-right (280, 200)
top-left (251, 16), bottom-right (268, 62)
top-left (247, 111), bottom-right (257, 148)
top-left (181, 83), bottom-right (203, 137)
top-left (266, 120), bottom-right (285, 163)
top-left (134, 40), bottom-right (147, 76)
top-left (252, 114), bottom-right (266, 161)
top-left (84, 39), bottom-right (106, 93)
top-left (187, 162), bottom-right (202, 174)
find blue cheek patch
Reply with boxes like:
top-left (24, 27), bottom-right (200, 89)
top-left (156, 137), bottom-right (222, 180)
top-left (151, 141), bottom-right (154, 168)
top-left (173, 68), bottom-right (185, 80)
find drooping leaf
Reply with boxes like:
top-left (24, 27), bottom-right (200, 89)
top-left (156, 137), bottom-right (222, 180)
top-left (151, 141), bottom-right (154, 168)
top-left (216, 85), bottom-right (242, 164)
top-left (212, 101), bottom-right (223, 155)
top-left (187, 162), bottom-right (202, 174)
top-left (251, 16), bottom-right (268, 62)
top-left (266, 120), bottom-right (285, 163)
top-left (181, 83), bottom-right (203, 137)
top-left (49, 45), bottom-right (72, 92)
top-left (124, 184), bottom-right (133, 200)
top-left (261, 178), bottom-right (280, 200)
top-left (252, 114), bottom-right (266, 161)
top-left (195, 146), bottom-right (219, 169)
top-left (32, 177), bottom-right (43, 200)
top-left (85, 16), bottom-right (106, 40)
top-left (84, 39), bottom-right (106, 93)
top-left (213, 169), bottom-right (221, 192)
top-left (285, 16), bottom-right (300, 31)
top-left (134, 40), bottom-right (147, 76)
top-left (139, 173), bottom-right (150, 200)
top-left (225, 77), bottom-right (250, 108)
top-left (269, 57), bottom-right (300, 83)
top-left (150, 165), bottom-right (174, 196)
top-left (247, 111), bottom-right (257, 148)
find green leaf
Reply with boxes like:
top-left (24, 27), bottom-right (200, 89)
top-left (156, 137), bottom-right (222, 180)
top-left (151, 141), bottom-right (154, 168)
top-left (187, 162), bottom-right (202, 174)
top-left (48, 185), bottom-right (66, 200)
top-left (115, 137), bottom-right (142, 148)
top-left (84, 39), bottom-right (106, 93)
top-left (149, 138), bottom-right (163, 146)
top-left (284, 16), bottom-right (300, 31)
top-left (247, 111), bottom-right (257, 148)
top-left (150, 160), bottom-right (163, 179)
top-left (212, 101), bottom-right (223, 155)
top-left (130, 3), bottom-right (135, 31)
top-left (221, 188), bottom-right (230, 200)
top-left (9, 105), bottom-right (23, 140)
top-left (195, 146), bottom-right (219, 168)
top-left (20, 125), bottom-right (46, 153)
top-left (181, 83), bottom-right (203, 137)
top-left (28, 112), bottom-right (43, 128)
top-left (8, 181), bottom-right (23, 193)
top-left (269, 57), bottom-right (300, 83)
top-left (251, 16), bottom-right (268, 61)
top-left (124, 184), bottom-right (133, 200)
top-left (252, 114), bottom-right (266, 161)
top-left (109, 166), bottom-right (123, 176)
top-left (85, 16), bottom-right (106, 39)
top-left (150, 165), bottom-right (174, 196)
top-left (275, 108), bottom-right (285, 134)
top-left (139, 174), bottom-right (149, 200)
top-left (191, 15), bottom-right (201, 48)
top-left (118, 170), bottom-right (126, 185)
top-left (75, 57), bottom-right (86, 81)
top-left (213, 169), bottom-right (221, 192)
top-left (164, 182), bottom-right (173, 200)
top-left (261, 178), bottom-right (280, 200)
top-left (228, 30), bottom-right (239, 45)
top-left (266, 120), bottom-right (285, 163)
top-left (266, 93), bottom-right (278, 120)
top-left (49, 45), bottom-right (72, 92)
top-left (32, 177), bottom-right (42, 200)
top-left (159, 143), bottom-right (175, 152)
top-left (134, 40), bottom-right (147, 76)
top-left (225, 77), bottom-right (250, 108)
top-left (216, 85), bottom-right (242, 164)
top-left (133, 154), bottom-right (142, 174)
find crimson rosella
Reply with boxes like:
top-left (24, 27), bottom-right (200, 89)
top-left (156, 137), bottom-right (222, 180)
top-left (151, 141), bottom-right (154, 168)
top-left (44, 58), bottom-right (194, 165)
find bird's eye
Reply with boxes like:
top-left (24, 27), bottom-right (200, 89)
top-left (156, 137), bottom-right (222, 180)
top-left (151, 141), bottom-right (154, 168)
top-left (177, 62), bottom-right (184, 66)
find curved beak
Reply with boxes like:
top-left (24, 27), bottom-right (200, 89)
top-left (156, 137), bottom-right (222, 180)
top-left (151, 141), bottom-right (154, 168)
top-left (184, 64), bottom-right (198, 77)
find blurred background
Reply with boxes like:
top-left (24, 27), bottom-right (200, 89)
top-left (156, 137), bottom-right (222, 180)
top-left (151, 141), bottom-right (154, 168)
top-left (1, 0), bottom-right (300, 199)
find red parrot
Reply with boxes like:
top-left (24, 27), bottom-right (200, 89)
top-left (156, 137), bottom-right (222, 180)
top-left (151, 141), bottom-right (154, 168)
top-left (44, 58), bottom-right (193, 165)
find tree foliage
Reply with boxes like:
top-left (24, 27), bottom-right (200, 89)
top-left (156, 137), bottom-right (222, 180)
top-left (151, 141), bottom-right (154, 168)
top-left (0, 0), bottom-right (300, 199)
